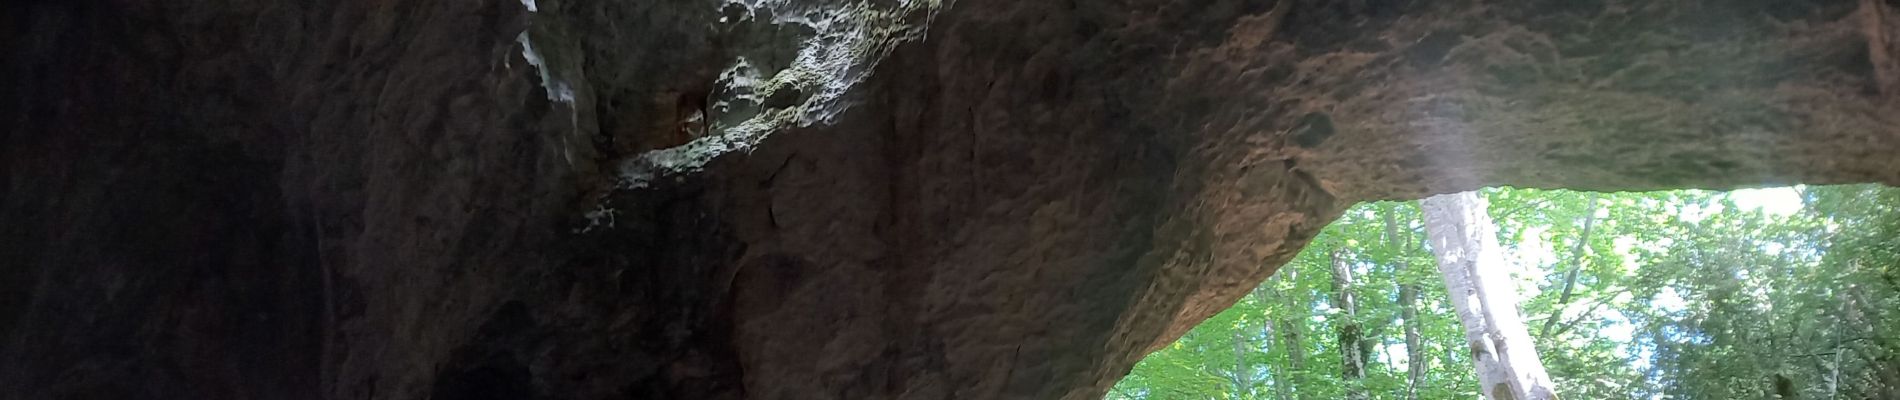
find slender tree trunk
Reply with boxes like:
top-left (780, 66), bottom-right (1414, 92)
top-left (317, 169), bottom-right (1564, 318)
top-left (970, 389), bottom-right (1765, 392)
top-left (1422, 191), bottom-right (1560, 400)
top-left (1330, 250), bottom-right (1369, 400)
top-left (1540, 194), bottom-right (1600, 338)
top-left (1254, 287), bottom-right (1293, 400)
top-left (1280, 315), bottom-right (1307, 400)
top-left (1234, 327), bottom-right (1251, 399)
top-left (1385, 210), bottom-right (1426, 400)
top-left (1278, 270), bottom-right (1311, 400)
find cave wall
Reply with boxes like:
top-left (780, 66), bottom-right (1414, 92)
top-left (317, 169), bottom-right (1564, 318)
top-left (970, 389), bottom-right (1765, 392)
top-left (3, 0), bottom-right (1897, 399)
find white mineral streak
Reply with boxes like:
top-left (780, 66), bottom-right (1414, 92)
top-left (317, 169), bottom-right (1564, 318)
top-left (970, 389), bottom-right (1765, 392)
top-left (515, 32), bottom-right (575, 104)
top-left (614, 0), bottom-right (939, 190)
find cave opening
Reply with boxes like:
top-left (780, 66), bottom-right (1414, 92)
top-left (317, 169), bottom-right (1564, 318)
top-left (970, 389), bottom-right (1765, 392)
top-left (1113, 185), bottom-right (1900, 399)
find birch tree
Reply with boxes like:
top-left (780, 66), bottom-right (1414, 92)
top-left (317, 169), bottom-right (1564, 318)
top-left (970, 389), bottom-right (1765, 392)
top-left (1421, 191), bottom-right (1560, 400)
top-left (1329, 250), bottom-right (1369, 400)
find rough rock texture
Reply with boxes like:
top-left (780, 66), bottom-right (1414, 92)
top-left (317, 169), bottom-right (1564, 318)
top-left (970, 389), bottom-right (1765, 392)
top-left (3, 0), bottom-right (1898, 399)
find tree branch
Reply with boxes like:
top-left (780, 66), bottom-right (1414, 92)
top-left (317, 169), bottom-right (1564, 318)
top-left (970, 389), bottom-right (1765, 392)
top-left (1540, 194), bottom-right (1601, 339)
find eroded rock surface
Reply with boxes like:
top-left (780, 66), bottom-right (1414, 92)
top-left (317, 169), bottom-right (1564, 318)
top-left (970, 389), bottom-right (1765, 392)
top-left (4, 0), bottom-right (1897, 399)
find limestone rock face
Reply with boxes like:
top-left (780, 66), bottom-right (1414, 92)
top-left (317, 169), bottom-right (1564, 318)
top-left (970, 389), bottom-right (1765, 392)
top-left (3, 0), bottom-right (1897, 399)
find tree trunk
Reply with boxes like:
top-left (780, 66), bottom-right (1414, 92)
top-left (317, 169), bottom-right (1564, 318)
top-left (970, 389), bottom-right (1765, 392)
top-left (1329, 250), bottom-right (1369, 400)
top-left (1267, 326), bottom-right (1290, 398)
top-left (1422, 192), bottom-right (1560, 400)
top-left (1278, 270), bottom-right (1311, 400)
top-left (1385, 210), bottom-right (1427, 400)
top-left (1233, 328), bottom-right (1251, 399)
top-left (1280, 316), bottom-right (1308, 400)
top-left (1253, 288), bottom-right (1292, 400)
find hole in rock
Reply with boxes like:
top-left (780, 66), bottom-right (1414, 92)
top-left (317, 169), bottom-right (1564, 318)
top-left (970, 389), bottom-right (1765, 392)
top-left (1114, 184), bottom-right (1900, 399)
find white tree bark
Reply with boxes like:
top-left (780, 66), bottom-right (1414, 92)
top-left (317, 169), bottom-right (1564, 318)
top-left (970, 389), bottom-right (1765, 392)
top-left (1421, 192), bottom-right (1560, 400)
top-left (1329, 250), bottom-right (1369, 400)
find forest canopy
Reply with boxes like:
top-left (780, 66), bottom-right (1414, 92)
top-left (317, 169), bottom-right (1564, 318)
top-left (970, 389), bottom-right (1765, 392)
top-left (1111, 185), bottom-right (1900, 400)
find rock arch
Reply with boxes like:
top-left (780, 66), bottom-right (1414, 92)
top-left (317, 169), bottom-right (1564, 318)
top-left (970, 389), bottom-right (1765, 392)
top-left (2, 0), bottom-right (1896, 399)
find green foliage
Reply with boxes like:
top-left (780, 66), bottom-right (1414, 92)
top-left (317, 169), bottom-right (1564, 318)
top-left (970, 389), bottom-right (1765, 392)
top-left (1112, 185), bottom-right (1900, 399)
